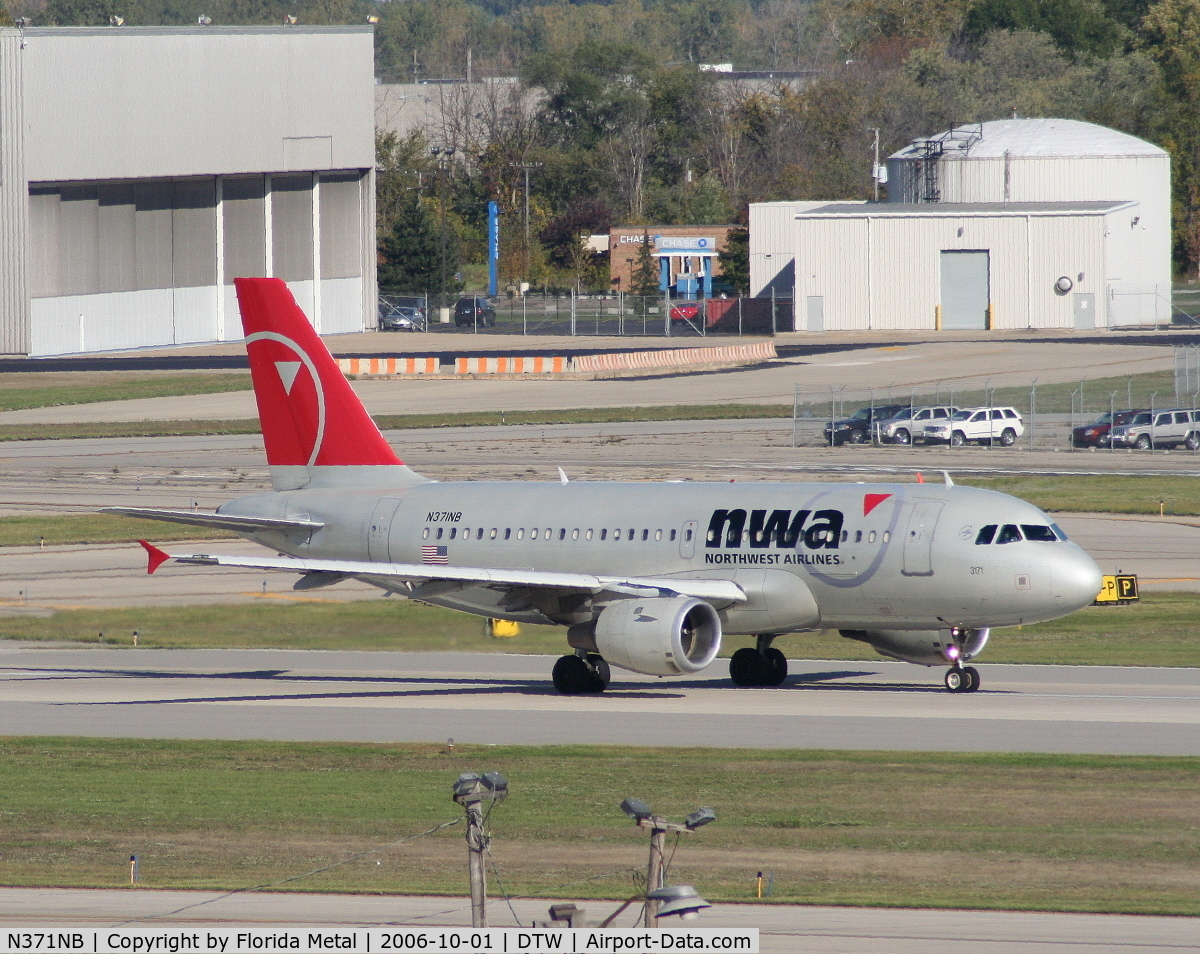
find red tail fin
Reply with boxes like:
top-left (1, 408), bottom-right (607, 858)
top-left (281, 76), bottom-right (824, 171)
top-left (235, 278), bottom-right (401, 468)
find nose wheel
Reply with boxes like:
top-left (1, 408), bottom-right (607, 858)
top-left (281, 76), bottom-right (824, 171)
top-left (945, 665), bottom-right (980, 693)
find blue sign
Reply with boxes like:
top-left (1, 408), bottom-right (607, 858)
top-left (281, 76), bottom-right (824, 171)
top-left (488, 201), bottom-right (499, 298)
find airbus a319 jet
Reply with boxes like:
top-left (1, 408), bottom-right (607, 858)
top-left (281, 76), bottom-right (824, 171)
top-left (110, 278), bottom-right (1103, 695)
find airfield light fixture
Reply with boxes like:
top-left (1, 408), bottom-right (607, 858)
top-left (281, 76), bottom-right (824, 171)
top-left (452, 771), bottom-right (508, 806)
top-left (684, 807), bottom-right (717, 830)
top-left (620, 797), bottom-right (652, 820)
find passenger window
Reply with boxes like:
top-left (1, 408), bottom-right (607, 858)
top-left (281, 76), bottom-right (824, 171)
top-left (449, 528), bottom-right (457, 540)
top-left (571, 529), bottom-right (579, 540)
top-left (586, 529), bottom-right (593, 540)
top-left (516, 528), bottom-right (524, 540)
top-left (422, 528), bottom-right (429, 539)
top-left (655, 529), bottom-right (662, 541)
top-left (642, 529), bottom-right (649, 541)
top-left (530, 528), bottom-right (538, 540)
top-left (489, 528), bottom-right (497, 539)
top-left (854, 530), bottom-right (862, 542)
top-left (1157, 414), bottom-right (1171, 426)
top-left (504, 528), bottom-right (512, 540)
top-left (991, 410), bottom-right (1004, 420)
top-left (996, 524), bottom-right (1022, 544)
top-left (685, 529), bottom-right (693, 542)
top-left (882, 531), bottom-right (890, 543)
top-left (544, 528), bottom-right (551, 540)
top-left (975, 525), bottom-right (997, 544)
top-left (972, 412), bottom-right (986, 422)
top-left (1177, 412), bottom-right (1190, 424)
top-left (478, 528), bottom-right (485, 540)
top-left (934, 409), bottom-right (948, 418)
top-left (600, 529), bottom-right (607, 540)
top-left (869, 530), bottom-right (876, 543)
top-left (1022, 525), bottom-right (1058, 542)
top-left (670, 529), bottom-right (677, 541)
top-left (841, 530), bottom-right (848, 542)
top-left (436, 527), bottom-right (444, 540)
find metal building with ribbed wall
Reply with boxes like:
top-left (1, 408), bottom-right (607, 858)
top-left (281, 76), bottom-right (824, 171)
top-left (750, 119), bottom-right (1171, 332)
top-left (0, 25), bottom-right (376, 356)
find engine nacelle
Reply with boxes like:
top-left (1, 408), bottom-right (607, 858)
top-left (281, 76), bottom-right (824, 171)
top-left (592, 597), bottom-right (722, 676)
top-left (840, 627), bottom-right (990, 667)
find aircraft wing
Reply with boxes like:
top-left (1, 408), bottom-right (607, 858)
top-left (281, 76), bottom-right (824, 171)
top-left (137, 541), bottom-right (746, 603)
top-left (102, 507), bottom-right (324, 533)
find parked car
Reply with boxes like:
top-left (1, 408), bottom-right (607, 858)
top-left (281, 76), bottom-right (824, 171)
top-left (379, 304), bottom-right (426, 332)
top-left (875, 405), bottom-right (957, 445)
top-left (924, 406), bottom-right (1024, 446)
top-left (1072, 410), bottom-right (1144, 448)
top-left (1108, 408), bottom-right (1200, 449)
top-left (823, 404), bottom-right (908, 445)
top-left (454, 296), bottom-right (497, 328)
top-left (669, 301), bottom-right (701, 322)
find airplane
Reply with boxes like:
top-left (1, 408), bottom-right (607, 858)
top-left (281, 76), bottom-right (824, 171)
top-left (107, 278), bottom-right (1104, 695)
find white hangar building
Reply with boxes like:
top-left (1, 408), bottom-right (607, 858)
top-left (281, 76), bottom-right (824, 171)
top-left (750, 119), bottom-right (1170, 332)
top-left (0, 25), bottom-right (376, 356)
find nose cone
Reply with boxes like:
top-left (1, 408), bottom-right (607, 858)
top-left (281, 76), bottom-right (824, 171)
top-left (1056, 546), bottom-right (1104, 614)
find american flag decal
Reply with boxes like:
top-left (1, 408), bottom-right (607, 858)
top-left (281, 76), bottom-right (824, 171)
top-left (421, 544), bottom-right (449, 565)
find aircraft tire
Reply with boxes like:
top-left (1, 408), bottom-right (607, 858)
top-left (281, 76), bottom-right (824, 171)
top-left (762, 648), bottom-right (788, 686)
top-left (730, 648), bottom-right (763, 687)
top-left (553, 655), bottom-right (594, 694)
top-left (586, 654), bottom-right (611, 692)
top-left (961, 666), bottom-right (980, 693)
top-left (944, 668), bottom-right (967, 693)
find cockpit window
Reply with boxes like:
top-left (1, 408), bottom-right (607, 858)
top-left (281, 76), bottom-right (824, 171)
top-left (995, 524), bottom-right (1022, 544)
top-left (975, 525), bottom-right (997, 545)
top-left (1021, 525), bottom-right (1058, 542)
top-left (1051, 523), bottom-right (1068, 541)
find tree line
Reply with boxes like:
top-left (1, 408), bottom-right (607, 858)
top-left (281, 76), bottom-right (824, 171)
top-left (9, 0), bottom-right (1200, 290)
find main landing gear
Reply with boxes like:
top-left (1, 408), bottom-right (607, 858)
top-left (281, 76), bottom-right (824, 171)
top-left (944, 665), bottom-right (980, 693)
top-left (552, 651), bottom-right (611, 694)
top-left (729, 635), bottom-right (789, 687)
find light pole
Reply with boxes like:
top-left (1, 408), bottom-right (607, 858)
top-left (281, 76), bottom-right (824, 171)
top-left (519, 161), bottom-right (542, 280)
top-left (620, 798), bottom-right (715, 926)
top-left (451, 771), bottom-right (507, 928)
top-left (431, 146), bottom-right (456, 317)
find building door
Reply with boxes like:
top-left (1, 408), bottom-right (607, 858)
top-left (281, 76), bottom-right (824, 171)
top-left (806, 296), bottom-right (824, 332)
top-left (1073, 293), bottom-right (1096, 330)
top-left (940, 250), bottom-right (990, 330)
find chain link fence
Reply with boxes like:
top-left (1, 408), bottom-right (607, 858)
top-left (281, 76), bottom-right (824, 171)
top-left (377, 293), bottom-right (791, 337)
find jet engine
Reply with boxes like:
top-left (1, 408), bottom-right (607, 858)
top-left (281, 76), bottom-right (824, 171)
top-left (840, 627), bottom-right (990, 667)
top-left (592, 597), bottom-right (722, 676)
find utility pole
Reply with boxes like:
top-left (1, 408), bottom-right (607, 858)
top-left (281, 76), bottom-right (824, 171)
top-left (431, 146), bottom-right (456, 316)
top-left (452, 772), bottom-right (508, 929)
top-left (519, 162), bottom-right (542, 278)
top-left (620, 799), bottom-right (715, 927)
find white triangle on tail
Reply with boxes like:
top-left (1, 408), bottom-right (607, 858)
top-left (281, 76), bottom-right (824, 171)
top-left (275, 361), bottom-right (302, 395)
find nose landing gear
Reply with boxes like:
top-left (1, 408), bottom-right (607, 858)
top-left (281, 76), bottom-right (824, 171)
top-left (730, 636), bottom-right (789, 687)
top-left (944, 665), bottom-right (980, 693)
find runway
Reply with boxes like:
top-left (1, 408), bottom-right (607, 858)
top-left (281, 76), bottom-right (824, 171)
top-left (1, 887), bottom-right (1197, 954)
top-left (2, 645), bottom-right (1198, 755)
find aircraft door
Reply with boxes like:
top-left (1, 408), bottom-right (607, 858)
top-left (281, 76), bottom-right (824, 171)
top-left (679, 520), bottom-right (698, 559)
top-left (901, 500), bottom-right (943, 577)
top-left (367, 497), bottom-right (403, 563)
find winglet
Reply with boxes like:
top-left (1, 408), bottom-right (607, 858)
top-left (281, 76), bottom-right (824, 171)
top-left (138, 540), bottom-right (171, 575)
top-left (557, 467), bottom-right (569, 485)
top-left (943, 471), bottom-right (954, 487)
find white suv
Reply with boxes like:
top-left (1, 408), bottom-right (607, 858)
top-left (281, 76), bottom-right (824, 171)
top-left (1108, 408), bottom-right (1200, 450)
top-left (875, 405), bottom-right (957, 445)
top-left (924, 407), bottom-right (1024, 446)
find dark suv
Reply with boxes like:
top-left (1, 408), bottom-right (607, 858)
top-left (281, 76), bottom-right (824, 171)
top-left (822, 404), bottom-right (907, 445)
top-left (454, 296), bottom-right (496, 328)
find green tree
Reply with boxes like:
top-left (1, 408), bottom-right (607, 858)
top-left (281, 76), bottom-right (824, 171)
top-left (377, 190), bottom-right (451, 295)
top-left (631, 230), bottom-right (659, 296)
top-left (718, 227), bottom-right (749, 295)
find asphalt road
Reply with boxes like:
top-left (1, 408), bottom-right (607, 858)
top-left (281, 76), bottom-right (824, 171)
top-left (1, 646), bottom-right (1197, 755)
top-left (1, 887), bottom-right (1197, 954)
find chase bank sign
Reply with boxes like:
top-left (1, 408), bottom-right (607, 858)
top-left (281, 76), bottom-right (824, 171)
top-left (656, 236), bottom-right (716, 252)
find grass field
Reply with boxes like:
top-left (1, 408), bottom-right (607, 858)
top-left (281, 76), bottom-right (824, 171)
top-left (1, 592), bottom-right (1197, 667)
top-left (0, 514), bottom-right (235, 547)
top-left (958, 475), bottom-right (1200, 516)
top-left (1, 738), bottom-right (1198, 915)
top-left (0, 373), bottom-right (250, 412)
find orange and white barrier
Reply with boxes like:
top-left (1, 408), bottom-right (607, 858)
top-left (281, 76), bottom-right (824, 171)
top-left (455, 356), bottom-right (568, 374)
top-left (338, 357), bottom-right (439, 375)
top-left (572, 341), bottom-right (775, 373)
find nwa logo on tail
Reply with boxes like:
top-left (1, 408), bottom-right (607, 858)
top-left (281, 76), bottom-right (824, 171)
top-left (704, 508), bottom-right (845, 566)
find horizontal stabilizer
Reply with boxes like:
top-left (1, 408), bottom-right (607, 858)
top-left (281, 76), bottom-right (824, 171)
top-left (150, 549), bottom-right (747, 604)
top-left (101, 507), bottom-right (324, 533)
